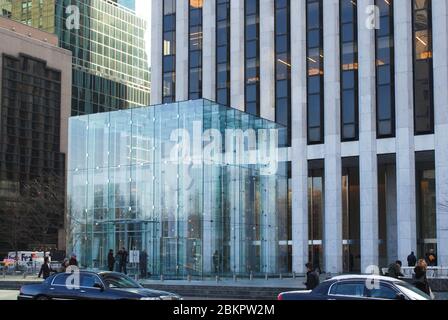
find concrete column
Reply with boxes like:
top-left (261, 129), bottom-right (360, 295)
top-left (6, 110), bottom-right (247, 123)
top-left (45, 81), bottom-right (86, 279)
top-left (386, 165), bottom-right (398, 263)
top-left (358, 0), bottom-right (379, 272)
top-left (323, 0), bottom-right (343, 274)
top-left (203, 0), bottom-right (216, 101)
top-left (260, 0), bottom-right (275, 122)
top-left (150, 0), bottom-right (163, 105)
top-left (394, 0), bottom-right (417, 262)
top-left (432, 1), bottom-right (448, 267)
top-left (230, 0), bottom-right (245, 111)
top-left (291, 0), bottom-right (309, 274)
top-left (176, 0), bottom-right (189, 101)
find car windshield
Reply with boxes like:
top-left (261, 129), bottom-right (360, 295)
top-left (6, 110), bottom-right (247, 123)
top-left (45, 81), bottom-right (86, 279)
top-left (396, 282), bottom-right (432, 300)
top-left (100, 274), bottom-right (141, 289)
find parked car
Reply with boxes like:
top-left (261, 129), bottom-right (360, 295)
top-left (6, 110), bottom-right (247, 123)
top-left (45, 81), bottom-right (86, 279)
top-left (18, 271), bottom-right (181, 300)
top-left (278, 275), bottom-right (432, 301)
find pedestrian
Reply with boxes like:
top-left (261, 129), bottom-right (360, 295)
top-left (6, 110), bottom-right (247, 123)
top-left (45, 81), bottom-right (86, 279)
top-left (387, 260), bottom-right (404, 278)
top-left (115, 250), bottom-right (122, 272)
top-left (140, 250), bottom-right (148, 278)
top-left (38, 257), bottom-right (55, 280)
top-left (427, 249), bottom-right (437, 267)
top-left (61, 258), bottom-right (69, 272)
top-left (69, 253), bottom-right (78, 267)
top-left (119, 247), bottom-right (128, 274)
top-left (407, 251), bottom-right (417, 267)
top-left (107, 249), bottom-right (115, 272)
top-left (414, 259), bottom-right (433, 298)
top-left (304, 262), bottom-right (320, 290)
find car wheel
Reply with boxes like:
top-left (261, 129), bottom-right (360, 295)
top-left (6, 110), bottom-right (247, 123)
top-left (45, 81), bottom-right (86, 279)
top-left (36, 295), bottom-right (50, 300)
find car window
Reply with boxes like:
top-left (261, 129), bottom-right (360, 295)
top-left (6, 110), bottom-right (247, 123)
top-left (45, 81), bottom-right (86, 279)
top-left (366, 284), bottom-right (398, 299)
top-left (100, 273), bottom-right (140, 289)
top-left (52, 274), bottom-right (69, 286)
top-left (80, 274), bottom-right (101, 288)
top-left (396, 283), bottom-right (431, 300)
top-left (330, 282), bottom-right (365, 297)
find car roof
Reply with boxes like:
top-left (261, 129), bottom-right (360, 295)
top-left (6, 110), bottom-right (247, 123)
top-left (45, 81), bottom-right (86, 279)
top-left (330, 274), bottom-right (402, 283)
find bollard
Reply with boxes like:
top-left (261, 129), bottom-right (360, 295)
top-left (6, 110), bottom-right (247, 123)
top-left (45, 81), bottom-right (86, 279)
top-left (187, 274), bottom-right (192, 282)
top-left (160, 274), bottom-right (164, 282)
top-left (23, 272), bottom-right (26, 279)
top-left (233, 274), bottom-right (237, 282)
top-left (265, 273), bottom-right (268, 281)
top-left (292, 272), bottom-right (296, 279)
top-left (279, 273), bottom-right (282, 280)
top-left (250, 271), bottom-right (253, 281)
top-left (215, 275), bottom-right (220, 283)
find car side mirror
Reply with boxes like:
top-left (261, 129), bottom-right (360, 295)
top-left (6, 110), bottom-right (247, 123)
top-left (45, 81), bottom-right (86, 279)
top-left (93, 283), bottom-right (104, 292)
top-left (395, 293), bottom-right (406, 301)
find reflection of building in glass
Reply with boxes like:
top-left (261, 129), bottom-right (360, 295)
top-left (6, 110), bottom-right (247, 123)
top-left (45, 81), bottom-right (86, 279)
top-left (0, 0), bottom-right (150, 116)
top-left (67, 99), bottom-right (289, 276)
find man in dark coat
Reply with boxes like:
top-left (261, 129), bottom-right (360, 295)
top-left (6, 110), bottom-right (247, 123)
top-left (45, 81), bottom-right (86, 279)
top-left (38, 257), bottom-right (55, 280)
top-left (387, 260), bottom-right (404, 278)
top-left (107, 250), bottom-right (115, 272)
top-left (304, 263), bottom-right (320, 290)
top-left (69, 253), bottom-right (78, 267)
top-left (407, 252), bottom-right (417, 267)
top-left (140, 250), bottom-right (148, 278)
top-left (119, 248), bottom-right (128, 275)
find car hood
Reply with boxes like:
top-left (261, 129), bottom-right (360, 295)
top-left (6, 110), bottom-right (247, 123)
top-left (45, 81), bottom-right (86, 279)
top-left (112, 287), bottom-right (178, 298)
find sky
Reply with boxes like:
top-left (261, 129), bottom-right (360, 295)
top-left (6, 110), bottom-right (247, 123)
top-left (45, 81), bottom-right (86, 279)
top-left (135, 0), bottom-right (152, 66)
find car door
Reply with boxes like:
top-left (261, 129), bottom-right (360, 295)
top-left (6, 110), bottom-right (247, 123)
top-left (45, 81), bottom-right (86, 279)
top-left (77, 274), bottom-right (108, 300)
top-left (327, 281), bottom-right (369, 300)
top-left (49, 273), bottom-right (81, 300)
top-left (365, 282), bottom-right (401, 300)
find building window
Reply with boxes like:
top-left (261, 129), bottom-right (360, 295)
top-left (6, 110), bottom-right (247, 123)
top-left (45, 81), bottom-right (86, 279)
top-left (275, 0), bottom-right (291, 146)
top-left (415, 151), bottom-right (436, 260)
top-left (340, 0), bottom-right (358, 142)
top-left (306, 0), bottom-right (324, 145)
top-left (376, 0), bottom-right (395, 138)
top-left (216, 0), bottom-right (231, 106)
top-left (413, 0), bottom-right (434, 135)
top-left (189, 0), bottom-right (203, 100)
top-left (244, 0), bottom-right (260, 116)
top-left (163, 0), bottom-right (176, 103)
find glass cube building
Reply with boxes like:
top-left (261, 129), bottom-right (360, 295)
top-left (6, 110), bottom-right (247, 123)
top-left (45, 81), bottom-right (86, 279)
top-left (67, 99), bottom-right (290, 277)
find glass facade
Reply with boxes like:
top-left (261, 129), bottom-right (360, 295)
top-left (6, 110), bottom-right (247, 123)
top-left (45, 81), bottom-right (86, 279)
top-left (306, 0), bottom-right (324, 145)
top-left (216, 0), bottom-right (230, 106)
top-left (413, 0), bottom-right (434, 135)
top-left (275, 0), bottom-right (291, 145)
top-left (188, 0), bottom-right (203, 100)
top-left (244, 0), bottom-right (260, 116)
top-left (308, 160), bottom-right (324, 272)
top-left (162, 0), bottom-right (176, 103)
top-left (416, 151), bottom-right (437, 260)
top-left (0, 0), bottom-right (151, 116)
top-left (342, 157), bottom-right (360, 273)
top-left (67, 99), bottom-right (289, 277)
top-left (340, 0), bottom-right (359, 142)
top-left (376, 0), bottom-right (395, 138)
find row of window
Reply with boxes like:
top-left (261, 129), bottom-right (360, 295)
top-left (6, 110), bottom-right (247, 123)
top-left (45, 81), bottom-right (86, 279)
top-left (160, 0), bottom-right (435, 144)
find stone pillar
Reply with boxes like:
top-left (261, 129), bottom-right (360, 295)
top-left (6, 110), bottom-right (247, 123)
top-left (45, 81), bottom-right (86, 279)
top-left (394, 0), bottom-right (417, 263)
top-left (260, 0), bottom-right (275, 122)
top-left (432, 1), bottom-right (448, 267)
top-left (323, 0), bottom-right (343, 274)
top-left (230, 0), bottom-right (245, 111)
top-left (150, 0), bottom-right (163, 105)
top-left (291, 0), bottom-right (309, 275)
top-left (358, 0), bottom-right (379, 272)
top-left (203, 0), bottom-right (216, 101)
top-left (176, 0), bottom-right (189, 101)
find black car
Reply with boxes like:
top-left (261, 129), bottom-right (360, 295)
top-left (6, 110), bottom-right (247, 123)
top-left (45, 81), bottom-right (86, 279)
top-left (18, 271), bottom-right (182, 300)
top-left (278, 275), bottom-right (432, 301)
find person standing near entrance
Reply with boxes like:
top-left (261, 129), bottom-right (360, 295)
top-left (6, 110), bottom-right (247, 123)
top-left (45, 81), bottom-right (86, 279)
top-left (119, 248), bottom-right (128, 275)
top-left (107, 250), bottom-right (115, 272)
top-left (140, 250), bottom-right (148, 278)
top-left (407, 252), bottom-right (417, 267)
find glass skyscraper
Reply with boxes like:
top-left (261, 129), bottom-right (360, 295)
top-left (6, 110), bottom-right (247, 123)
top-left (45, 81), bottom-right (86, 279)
top-left (1, 0), bottom-right (150, 116)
